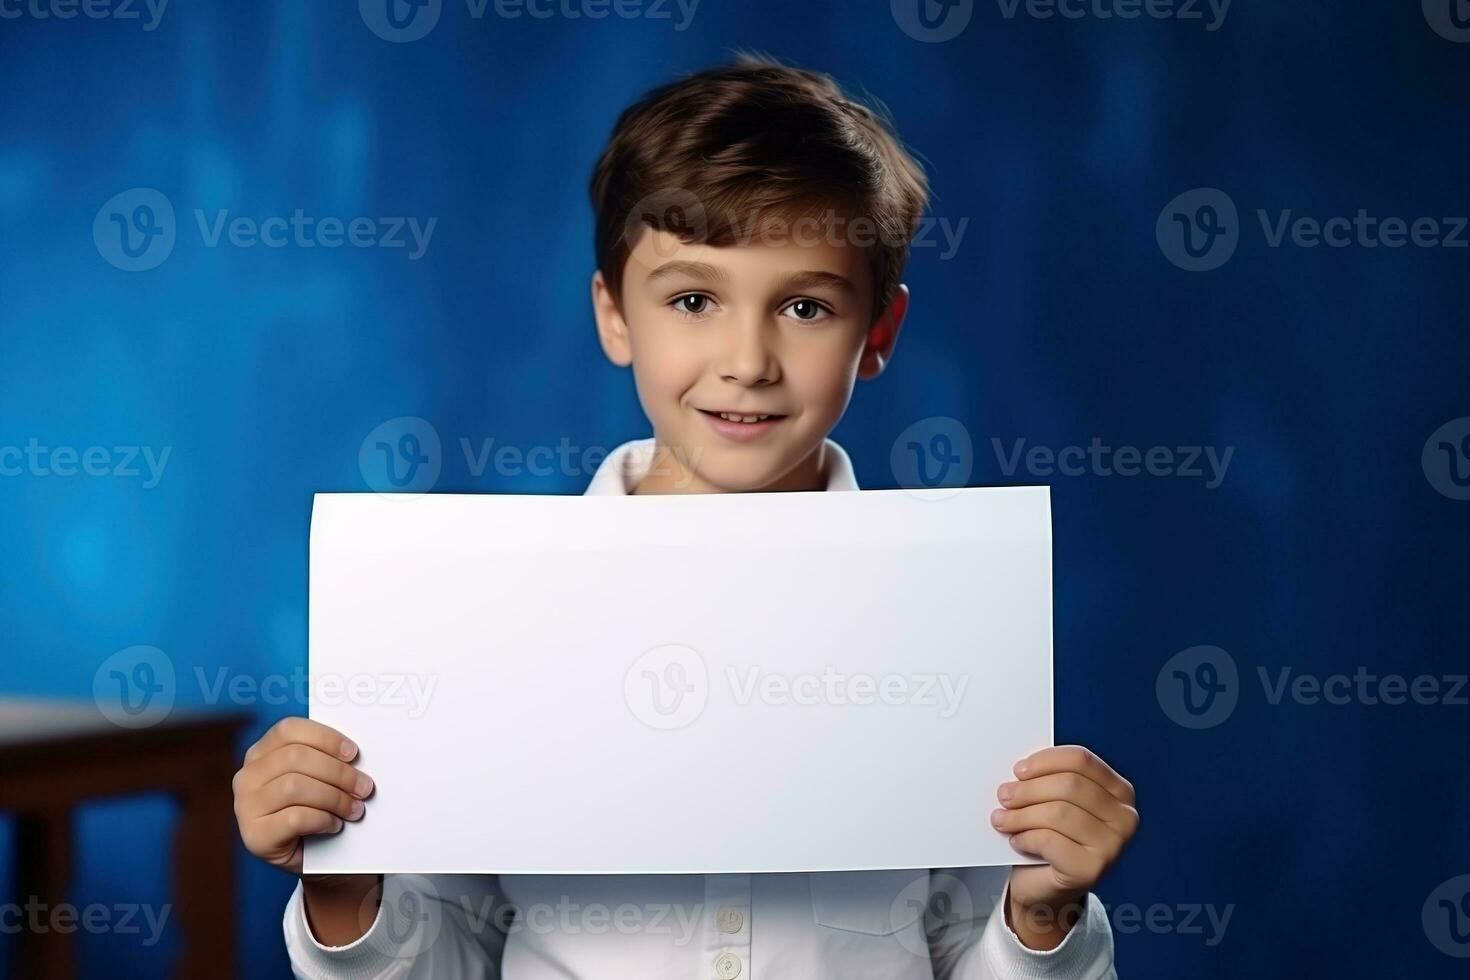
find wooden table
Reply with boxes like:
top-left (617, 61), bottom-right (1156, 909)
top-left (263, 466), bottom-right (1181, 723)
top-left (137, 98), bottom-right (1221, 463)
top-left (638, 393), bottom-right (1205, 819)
top-left (0, 699), bottom-right (250, 980)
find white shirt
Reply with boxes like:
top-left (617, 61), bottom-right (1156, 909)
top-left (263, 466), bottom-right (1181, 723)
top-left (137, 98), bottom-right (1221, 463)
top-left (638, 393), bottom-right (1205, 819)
top-left (285, 439), bottom-right (1117, 980)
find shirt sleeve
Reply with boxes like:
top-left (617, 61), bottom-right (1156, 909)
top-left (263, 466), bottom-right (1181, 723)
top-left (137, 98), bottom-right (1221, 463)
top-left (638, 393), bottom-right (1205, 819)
top-left (927, 868), bottom-right (1116, 980)
top-left (284, 874), bottom-right (509, 980)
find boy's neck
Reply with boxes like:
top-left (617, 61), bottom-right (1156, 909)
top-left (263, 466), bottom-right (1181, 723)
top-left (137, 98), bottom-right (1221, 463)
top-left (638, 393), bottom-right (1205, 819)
top-left (633, 442), bottom-right (830, 495)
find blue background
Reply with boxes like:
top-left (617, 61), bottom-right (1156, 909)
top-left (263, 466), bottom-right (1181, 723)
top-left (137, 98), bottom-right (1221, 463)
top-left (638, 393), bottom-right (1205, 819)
top-left (2, 0), bottom-right (1469, 976)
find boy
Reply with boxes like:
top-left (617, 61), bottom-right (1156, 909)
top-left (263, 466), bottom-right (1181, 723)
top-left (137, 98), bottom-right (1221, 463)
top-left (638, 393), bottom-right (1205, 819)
top-left (234, 57), bottom-right (1138, 978)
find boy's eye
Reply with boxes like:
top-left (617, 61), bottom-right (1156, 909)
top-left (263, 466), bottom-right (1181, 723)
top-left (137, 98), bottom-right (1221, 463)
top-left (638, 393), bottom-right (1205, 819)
top-left (783, 298), bottom-right (831, 323)
top-left (673, 294), bottom-right (712, 317)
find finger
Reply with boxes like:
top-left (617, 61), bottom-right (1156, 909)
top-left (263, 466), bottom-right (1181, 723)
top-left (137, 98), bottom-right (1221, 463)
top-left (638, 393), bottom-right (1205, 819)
top-left (1015, 745), bottom-right (1134, 805)
top-left (238, 743), bottom-right (374, 799)
top-left (250, 806), bottom-right (346, 850)
top-left (997, 772), bottom-right (1139, 838)
top-left (991, 800), bottom-right (1122, 852)
top-left (252, 772), bottom-right (365, 823)
top-left (244, 717), bottom-right (357, 766)
top-left (1006, 829), bottom-right (1106, 890)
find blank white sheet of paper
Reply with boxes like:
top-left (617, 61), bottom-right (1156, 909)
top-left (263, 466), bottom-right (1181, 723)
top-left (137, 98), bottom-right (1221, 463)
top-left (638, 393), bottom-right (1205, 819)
top-left (304, 486), bottom-right (1052, 875)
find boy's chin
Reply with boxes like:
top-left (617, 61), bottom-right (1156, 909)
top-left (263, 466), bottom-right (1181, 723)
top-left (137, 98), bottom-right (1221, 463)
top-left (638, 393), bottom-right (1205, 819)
top-left (683, 447), bottom-right (814, 494)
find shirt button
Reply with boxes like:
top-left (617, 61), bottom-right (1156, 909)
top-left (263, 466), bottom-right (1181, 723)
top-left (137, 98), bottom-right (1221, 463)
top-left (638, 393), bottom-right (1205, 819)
top-left (716, 907), bottom-right (745, 933)
top-left (714, 951), bottom-right (742, 979)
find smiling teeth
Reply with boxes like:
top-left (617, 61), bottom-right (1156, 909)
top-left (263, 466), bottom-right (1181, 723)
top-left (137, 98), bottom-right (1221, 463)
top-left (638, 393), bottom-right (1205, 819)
top-left (718, 413), bottom-right (770, 423)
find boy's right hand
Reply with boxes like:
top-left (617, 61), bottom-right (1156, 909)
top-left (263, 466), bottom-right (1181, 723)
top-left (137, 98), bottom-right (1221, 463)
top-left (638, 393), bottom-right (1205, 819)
top-left (233, 717), bottom-right (373, 875)
top-left (235, 718), bottom-right (385, 945)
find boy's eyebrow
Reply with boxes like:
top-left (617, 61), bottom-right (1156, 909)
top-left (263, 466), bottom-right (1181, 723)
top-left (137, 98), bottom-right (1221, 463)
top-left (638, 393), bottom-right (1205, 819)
top-left (644, 261), bottom-right (730, 286)
top-left (642, 263), bottom-right (856, 297)
top-left (780, 270), bottom-right (857, 295)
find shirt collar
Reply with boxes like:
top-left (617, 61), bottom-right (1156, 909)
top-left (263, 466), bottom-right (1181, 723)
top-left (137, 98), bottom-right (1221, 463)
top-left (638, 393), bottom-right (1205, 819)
top-left (585, 438), bottom-right (859, 496)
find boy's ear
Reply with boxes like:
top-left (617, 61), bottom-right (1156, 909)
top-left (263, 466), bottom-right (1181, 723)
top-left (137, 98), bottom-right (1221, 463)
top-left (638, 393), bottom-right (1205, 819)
top-left (857, 283), bottom-right (909, 380)
top-left (592, 270), bottom-right (633, 367)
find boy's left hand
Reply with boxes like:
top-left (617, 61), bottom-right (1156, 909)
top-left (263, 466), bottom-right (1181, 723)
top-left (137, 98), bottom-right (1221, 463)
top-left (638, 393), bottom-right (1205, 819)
top-left (990, 745), bottom-right (1138, 950)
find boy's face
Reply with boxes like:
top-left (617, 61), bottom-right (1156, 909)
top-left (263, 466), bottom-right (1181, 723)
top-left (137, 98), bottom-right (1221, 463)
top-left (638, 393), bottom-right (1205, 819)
top-left (593, 226), bottom-right (907, 493)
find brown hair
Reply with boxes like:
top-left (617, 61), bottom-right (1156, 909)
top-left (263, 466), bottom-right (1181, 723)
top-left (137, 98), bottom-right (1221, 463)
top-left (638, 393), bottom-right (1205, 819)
top-left (590, 55), bottom-right (930, 322)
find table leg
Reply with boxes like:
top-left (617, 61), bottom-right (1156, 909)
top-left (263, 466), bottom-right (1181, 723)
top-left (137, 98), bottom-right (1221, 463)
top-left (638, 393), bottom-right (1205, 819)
top-left (173, 748), bottom-right (237, 980)
top-left (16, 808), bottom-right (75, 980)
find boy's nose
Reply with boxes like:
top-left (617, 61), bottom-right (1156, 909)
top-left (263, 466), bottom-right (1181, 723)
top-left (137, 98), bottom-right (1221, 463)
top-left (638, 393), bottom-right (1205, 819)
top-left (715, 320), bottom-right (780, 387)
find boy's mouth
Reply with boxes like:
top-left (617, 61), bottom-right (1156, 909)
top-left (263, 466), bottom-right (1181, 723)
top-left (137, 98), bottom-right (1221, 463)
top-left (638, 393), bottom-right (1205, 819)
top-left (696, 408), bottom-right (787, 442)
top-left (702, 410), bottom-right (781, 423)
